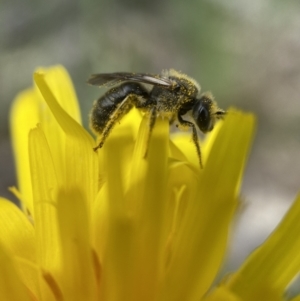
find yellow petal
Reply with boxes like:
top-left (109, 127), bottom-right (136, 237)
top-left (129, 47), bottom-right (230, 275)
top-left (0, 198), bottom-right (35, 262)
top-left (15, 258), bottom-right (56, 301)
top-left (169, 138), bottom-right (190, 163)
top-left (204, 109), bottom-right (256, 194)
top-left (128, 116), bottom-right (169, 301)
top-left (28, 126), bottom-right (61, 273)
top-left (202, 286), bottom-right (242, 301)
top-left (92, 108), bottom-right (146, 259)
top-left (10, 65), bottom-right (80, 212)
top-left (10, 88), bottom-right (40, 212)
top-left (34, 70), bottom-right (86, 137)
top-left (161, 110), bottom-right (256, 301)
top-left (0, 243), bottom-right (32, 301)
top-left (56, 187), bottom-right (97, 301)
top-left (161, 161), bottom-right (201, 278)
top-left (35, 65), bottom-right (82, 124)
top-left (226, 193), bottom-right (300, 300)
top-left (34, 70), bottom-right (98, 212)
top-left (108, 106), bottom-right (142, 143)
top-left (99, 114), bottom-right (170, 301)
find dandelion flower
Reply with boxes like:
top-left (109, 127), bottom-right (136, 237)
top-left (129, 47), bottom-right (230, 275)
top-left (2, 65), bottom-right (299, 301)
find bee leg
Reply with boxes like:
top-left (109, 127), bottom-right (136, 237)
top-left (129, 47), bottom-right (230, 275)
top-left (93, 119), bottom-right (116, 151)
top-left (143, 107), bottom-right (157, 158)
top-left (93, 98), bottom-right (134, 151)
top-left (177, 115), bottom-right (203, 169)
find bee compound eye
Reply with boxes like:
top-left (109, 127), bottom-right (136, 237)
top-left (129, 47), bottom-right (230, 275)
top-left (192, 101), bottom-right (213, 133)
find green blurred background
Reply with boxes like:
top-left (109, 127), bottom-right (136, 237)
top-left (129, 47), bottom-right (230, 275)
top-left (1, 0), bottom-right (300, 274)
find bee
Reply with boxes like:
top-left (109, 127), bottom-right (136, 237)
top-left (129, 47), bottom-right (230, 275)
top-left (87, 69), bottom-right (225, 168)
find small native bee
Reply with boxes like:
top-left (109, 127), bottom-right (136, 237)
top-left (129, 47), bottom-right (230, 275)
top-left (87, 69), bottom-right (225, 168)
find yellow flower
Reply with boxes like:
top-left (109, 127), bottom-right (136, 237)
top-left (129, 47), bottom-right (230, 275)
top-left (1, 65), bottom-right (298, 301)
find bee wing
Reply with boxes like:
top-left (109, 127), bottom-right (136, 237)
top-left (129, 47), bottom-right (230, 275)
top-left (87, 72), bottom-right (173, 87)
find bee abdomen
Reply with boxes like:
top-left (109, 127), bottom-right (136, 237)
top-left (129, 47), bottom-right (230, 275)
top-left (90, 82), bottom-right (148, 134)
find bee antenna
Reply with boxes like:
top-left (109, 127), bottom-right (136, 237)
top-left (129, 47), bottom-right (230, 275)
top-left (216, 109), bottom-right (226, 115)
top-left (215, 109), bottom-right (226, 119)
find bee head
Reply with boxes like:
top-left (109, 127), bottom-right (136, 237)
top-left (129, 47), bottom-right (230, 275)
top-left (192, 92), bottom-right (225, 133)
